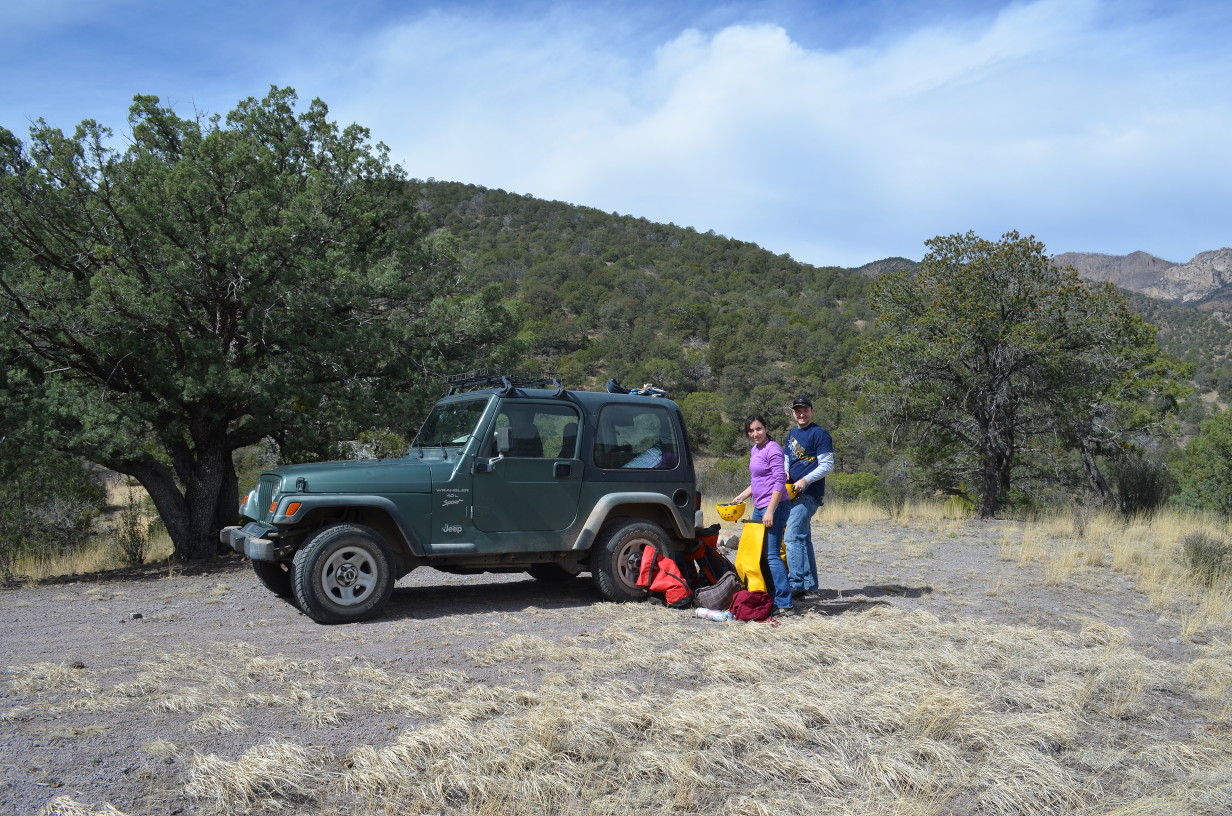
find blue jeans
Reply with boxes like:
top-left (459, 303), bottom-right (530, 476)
top-left (784, 493), bottom-right (820, 593)
top-left (752, 503), bottom-right (793, 609)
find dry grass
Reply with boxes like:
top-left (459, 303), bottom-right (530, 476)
top-left (8, 530), bottom-right (176, 583)
top-left (9, 598), bottom-right (1231, 816)
top-left (702, 494), bottom-right (970, 529)
top-left (40, 796), bottom-right (128, 816)
top-left (185, 739), bottom-right (317, 809)
top-left (10, 503), bottom-right (1232, 816)
top-left (1018, 507), bottom-right (1232, 645)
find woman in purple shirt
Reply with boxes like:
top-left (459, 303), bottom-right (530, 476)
top-left (730, 414), bottom-right (794, 615)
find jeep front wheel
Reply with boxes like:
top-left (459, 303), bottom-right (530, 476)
top-left (252, 560), bottom-right (294, 598)
top-left (591, 519), bottom-right (665, 602)
top-left (292, 524), bottom-right (395, 624)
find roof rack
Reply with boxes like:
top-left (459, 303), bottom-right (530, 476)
top-left (444, 369), bottom-right (564, 397)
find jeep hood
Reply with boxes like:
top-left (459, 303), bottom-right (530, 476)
top-left (268, 459), bottom-right (434, 494)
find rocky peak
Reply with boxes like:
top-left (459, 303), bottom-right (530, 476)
top-left (1141, 248), bottom-right (1232, 304)
top-left (1054, 248), bottom-right (1232, 306)
top-left (1052, 250), bottom-right (1177, 292)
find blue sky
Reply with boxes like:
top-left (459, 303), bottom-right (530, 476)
top-left (3, 0), bottom-right (1229, 267)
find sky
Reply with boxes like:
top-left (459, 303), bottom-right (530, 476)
top-left (2, 0), bottom-right (1230, 268)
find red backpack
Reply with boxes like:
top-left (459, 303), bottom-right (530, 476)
top-left (635, 544), bottom-right (692, 608)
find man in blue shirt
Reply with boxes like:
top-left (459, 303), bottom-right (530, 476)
top-left (783, 396), bottom-right (834, 596)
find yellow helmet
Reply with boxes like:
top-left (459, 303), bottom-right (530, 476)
top-left (716, 501), bottom-right (745, 522)
top-left (785, 482), bottom-right (799, 501)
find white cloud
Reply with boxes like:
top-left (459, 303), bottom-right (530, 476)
top-left (6, 0), bottom-right (1229, 266)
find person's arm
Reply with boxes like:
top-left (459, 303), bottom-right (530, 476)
top-left (796, 452), bottom-right (834, 487)
top-left (764, 443), bottom-right (785, 526)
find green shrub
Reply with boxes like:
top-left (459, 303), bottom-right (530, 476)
top-left (698, 457), bottom-right (748, 500)
top-left (878, 461), bottom-right (912, 518)
top-left (354, 429), bottom-right (410, 460)
top-left (233, 439), bottom-right (280, 492)
top-left (942, 494), bottom-right (975, 518)
top-left (827, 472), bottom-right (884, 503)
top-left (113, 482), bottom-right (151, 567)
top-left (1110, 452), bottom-right (1173, 518)
top-left (0, 454), bottom-right (105, 579)
top-left (1179, 531), bottom-right (1230, 586)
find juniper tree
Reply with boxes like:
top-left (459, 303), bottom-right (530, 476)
top-left (0, 88), bottom-right (516, 559)
top-left (853, 231), bottom-right (1185, 518)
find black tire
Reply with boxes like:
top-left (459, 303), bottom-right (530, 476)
top-left (292, 524), bottom-right (396, 624)
top-left (252, 560), bottom-right (294, 598)
top-left (527, 563), bottom-right (577, 583)
top-left (591, 519), bottom-right (666, 602)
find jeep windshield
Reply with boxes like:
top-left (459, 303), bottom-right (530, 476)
top-left (413, 397), bottom-right (489, 448)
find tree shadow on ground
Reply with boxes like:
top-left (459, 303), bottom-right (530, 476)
top-left (2, 552), bottom-right (250, 590)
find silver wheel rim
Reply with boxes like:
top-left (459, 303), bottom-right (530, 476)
top-left (616, 537), bottom-right (646, 590)
top-left (321, 546), bottom-right (379, 606)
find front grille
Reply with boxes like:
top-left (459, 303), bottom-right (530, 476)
top-left (256, 475), bottom-right (281, 521)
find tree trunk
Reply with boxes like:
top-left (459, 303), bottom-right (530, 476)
top-left (976, 412), bottom-right (1014, 519)
top-left (1079, 442), bottom-right (1113, 505)
top-left (111, 446), bottom-right (238, 562)
top-left (977, 456), bottom-right (1003, 519)
top-left (976, 435), bottom-right (1014, 519)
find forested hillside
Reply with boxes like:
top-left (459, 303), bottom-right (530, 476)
top-left (409, 181), bottom-right (1230, 446)
top-left (1124, 292), bottom-right (1232, 416)
top-left (409, 181), bottom-right (876, 461)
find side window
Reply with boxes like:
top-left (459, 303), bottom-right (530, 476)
top-left (594, 404), bottom-right (680, 470)
top-left (490, 403), bottom-right (580, 458)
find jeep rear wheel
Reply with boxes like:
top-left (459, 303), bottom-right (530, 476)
top-left (292, 524), bottom-right (395, 624)
top-left (252, 560), bottom-right (294, 598)
top-left (592, 519), bottom-right (665, 602)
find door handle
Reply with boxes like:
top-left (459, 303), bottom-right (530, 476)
top-left (554, 462), bottom-right (571, 478)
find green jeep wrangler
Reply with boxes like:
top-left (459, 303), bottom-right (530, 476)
top-left (220, 374), bottom-right (702, 623)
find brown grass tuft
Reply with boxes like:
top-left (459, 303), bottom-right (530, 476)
top-left (185, 739), bottom-right (318, 809)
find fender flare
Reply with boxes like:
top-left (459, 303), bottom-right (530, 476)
top-left (271, 494), bottom-right (426, 557)
top-left (572, 492), bottom-right (693, 551)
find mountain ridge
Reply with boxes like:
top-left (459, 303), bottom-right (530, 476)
top-left (857, 247), bottom-right (1232, 310)
top-left (1054, 248), bottom-right (1232, 309)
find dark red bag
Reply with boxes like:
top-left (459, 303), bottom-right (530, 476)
top-left (730, 589), bottom-right (773, 621)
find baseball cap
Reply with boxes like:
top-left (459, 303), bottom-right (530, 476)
top-left (791, 396), bottom-right (813, 409)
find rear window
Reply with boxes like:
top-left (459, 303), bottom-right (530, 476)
top-left (594, 404), bottom-right (680, 470)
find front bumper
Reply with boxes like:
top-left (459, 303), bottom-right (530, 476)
top-left (219, 522), bottom-right (291, 562)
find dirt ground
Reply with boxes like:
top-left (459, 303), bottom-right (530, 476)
top-left (0, 517), bottom-right (1221, 815)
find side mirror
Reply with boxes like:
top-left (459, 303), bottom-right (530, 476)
top-left (477, 427), bottom-right (510, 474)
top-left (494, 426), bottom-right (511, 455)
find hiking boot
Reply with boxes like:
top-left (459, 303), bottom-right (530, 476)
top-left (772, 606), bottom-right (796, 617)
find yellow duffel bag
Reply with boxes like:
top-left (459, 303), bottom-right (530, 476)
top-left (734, 521), bottom-right (767, 593)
